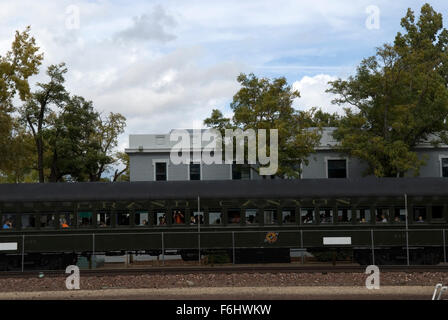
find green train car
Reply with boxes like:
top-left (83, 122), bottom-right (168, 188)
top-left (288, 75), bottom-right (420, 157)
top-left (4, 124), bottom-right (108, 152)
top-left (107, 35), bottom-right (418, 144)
top-left (0, 178), bottom-right (448, 270)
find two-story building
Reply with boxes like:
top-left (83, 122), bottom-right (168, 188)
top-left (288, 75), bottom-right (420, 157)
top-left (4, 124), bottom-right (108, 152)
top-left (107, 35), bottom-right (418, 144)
top-left (125, 128), bottom-right (448, 181)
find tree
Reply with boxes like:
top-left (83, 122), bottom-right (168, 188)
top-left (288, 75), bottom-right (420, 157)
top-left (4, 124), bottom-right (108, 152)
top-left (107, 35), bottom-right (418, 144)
top-left (45, 95), bottom-right (100, 182)
top-left (0, 27), bottom-right (43, 178)
top-left (87, 112), bottom-right (127, 182)
top-left (21, 63), bottom-right (69, 182)
top-left (112, 152), bottom-right (130, 182)
top-left (204, 73), bottom-right (322, 178)
top-left (327, 4), bottom-right (448, 177)
top-left (0, 26), bottom-right (43, 110)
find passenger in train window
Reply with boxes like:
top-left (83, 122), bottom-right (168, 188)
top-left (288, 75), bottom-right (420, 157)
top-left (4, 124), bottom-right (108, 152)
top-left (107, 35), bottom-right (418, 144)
top-left (190, 215), bottom-right (196, 225)
top-left (360, 217), bottom-right (366, 223)
top-left (303, 214), bottom-right (313, 224)
top-left (159, 215), bottom-right (167, 225)
top-left (61, 219), bottom-right (69, 228)
top-left (417, 216), bottom-right (424, 223)
top-left (394, 216), bottom-right (400, 222)
top-left (2, 220), bottom-right (11, 229)
top-left (209, 212), bottom-right (222, 225)
top-left (173, 210), bottom-right (185, 224)
top-left (380, 214), bottom-right (388, 223)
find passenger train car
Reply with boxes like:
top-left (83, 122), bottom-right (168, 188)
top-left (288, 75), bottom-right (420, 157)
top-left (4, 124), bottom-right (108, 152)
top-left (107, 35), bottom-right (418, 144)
top-left (0, 178), bottom-right (448, 270)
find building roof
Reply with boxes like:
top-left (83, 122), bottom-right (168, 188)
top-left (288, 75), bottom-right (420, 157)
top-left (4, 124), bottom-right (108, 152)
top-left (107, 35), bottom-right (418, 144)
top-left (126, 127), bottom-right (448, 154)
top-left (0, 178), bottom-right (447, 203)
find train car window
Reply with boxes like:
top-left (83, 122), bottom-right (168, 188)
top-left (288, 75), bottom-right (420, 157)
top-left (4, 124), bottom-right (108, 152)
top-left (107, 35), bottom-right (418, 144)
top-left (413, 207), bottom-right (426, 223)
top-left (432, 206), bottom-right (444, 220)
top-left (155, 212), bottom-right (167, 225)
top-left (117, 212), bottom-right (130, 226)
top-left (319, 208), bottom-right (333, 224)
top-left (376, 208), bottom-right (389, 223)
top-left (301, 208), bottom-right (315, 224)
top-left (41, 213), bottom-right (57, 228)
top-left (264, 209), bottom-right (277, 225)
top-left (337, 208), bottom-right (351, 223)
top-left (393, 208), bottom-right (406, 223)
top-left (135, 211), bottom-right (149, 226)
top-left (59, 213), bottom-right (73, 228)
top-left (1, 214), bottom-right (15, 230)
top-left (97, 212), bottom-right (111, 227)
top-left (282, 209), bottom-right (295, 224)
top-left (192, 211), bottom-right (204, 225)
top-left (172, 209), bottom-right (185, 224)
top-left (356, 208), bottom-right (371, 223)
top-left (78, 212), bottom-right (93, 227)
top-left (245, 209), bottom-right (257, 224)
top-left (228, 209), bottom-right (241, 224)
top-left (22, 214), bottom-right (37, 228)
top-left (209, 211), bottom-right (222, 225)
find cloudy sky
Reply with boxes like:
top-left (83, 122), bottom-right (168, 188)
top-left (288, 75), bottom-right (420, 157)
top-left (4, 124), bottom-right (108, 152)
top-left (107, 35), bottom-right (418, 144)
top-left (1, 0), bottom-right (447, 150)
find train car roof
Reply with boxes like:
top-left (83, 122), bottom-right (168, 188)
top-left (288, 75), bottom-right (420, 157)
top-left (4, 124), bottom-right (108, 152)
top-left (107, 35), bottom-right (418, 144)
top-left (0, 178), bottom-right (447, 202)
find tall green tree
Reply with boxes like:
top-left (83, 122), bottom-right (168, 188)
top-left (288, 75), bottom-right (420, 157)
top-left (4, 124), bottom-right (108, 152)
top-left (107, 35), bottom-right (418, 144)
top-left (21, 63), bottom-right (69, 182)
top-left (327, 4), bottom-right (448, 177)
top-left (204, 73), bottom-right (322, 178)
top-left (45, 98), bottom-right (127, 182)
top-left (45, 95), bottom-right (100, 182)
top-left (0, 27), bottom-right (43, 179)
top-left (87, 112), bottom-right (127, 182)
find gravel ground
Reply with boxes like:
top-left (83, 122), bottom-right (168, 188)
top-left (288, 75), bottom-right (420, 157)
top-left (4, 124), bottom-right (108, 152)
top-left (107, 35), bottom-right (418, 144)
top-left (0, 272), bottom-right (446, 292)
top-left (0, 286), bottom-right (435, 300)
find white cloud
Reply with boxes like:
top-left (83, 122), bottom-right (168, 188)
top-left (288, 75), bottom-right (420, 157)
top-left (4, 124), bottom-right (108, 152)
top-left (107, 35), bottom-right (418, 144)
top-left (115, 5), bottom-right (177, 43)
top-left (2, 0), bottom-right (446, 153)
top-left (292, 74), bottom-right (345, 115)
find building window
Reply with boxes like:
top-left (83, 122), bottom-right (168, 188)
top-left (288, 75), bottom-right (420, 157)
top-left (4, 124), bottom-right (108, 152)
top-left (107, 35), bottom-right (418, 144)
top-left (190, 163), bottom-right (201, 180)
top-left (155, 162), bottom-right (167, 181)
top-left (327, 159), bottom-right (347, 178)
top-left (232, 163), bottom-right (251, 180)
top-left (442, 158), bottom-right (448, 177)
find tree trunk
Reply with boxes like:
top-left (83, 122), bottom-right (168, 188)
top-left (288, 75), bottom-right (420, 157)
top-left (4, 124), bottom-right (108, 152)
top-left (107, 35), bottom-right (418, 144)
top-left (36, 136), bottom-right (45, 183)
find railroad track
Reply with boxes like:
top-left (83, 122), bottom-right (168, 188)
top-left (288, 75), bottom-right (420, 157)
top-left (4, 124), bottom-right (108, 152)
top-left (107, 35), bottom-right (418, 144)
top-left (2, 264), bottom-right (448, 278)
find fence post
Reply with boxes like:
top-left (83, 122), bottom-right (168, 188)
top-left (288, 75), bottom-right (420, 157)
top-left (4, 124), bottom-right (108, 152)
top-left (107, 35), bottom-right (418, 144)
top-left (404, 193), bottom-right (410, 266)
top-left (161, 232), bottom-right (165, 266)
top-left (370, 229), bottom-right (375, 265)
top-left (21, 234), bottom-right (25, 272)
top-left (92, 233), bottom-right (95, 269)
top-left (198, 232), bottom-right (201, 266)
top-left (444, 229), bottom-right (446, 264)
top-left (232, 231), bottom-right (235, 265)
top-left (300, 229), bottom-right (304, 264)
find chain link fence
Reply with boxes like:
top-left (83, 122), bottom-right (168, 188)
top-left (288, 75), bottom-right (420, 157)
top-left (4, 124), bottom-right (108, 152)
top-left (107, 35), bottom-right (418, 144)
top-left (0, 228), bottom-right (446, 272)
